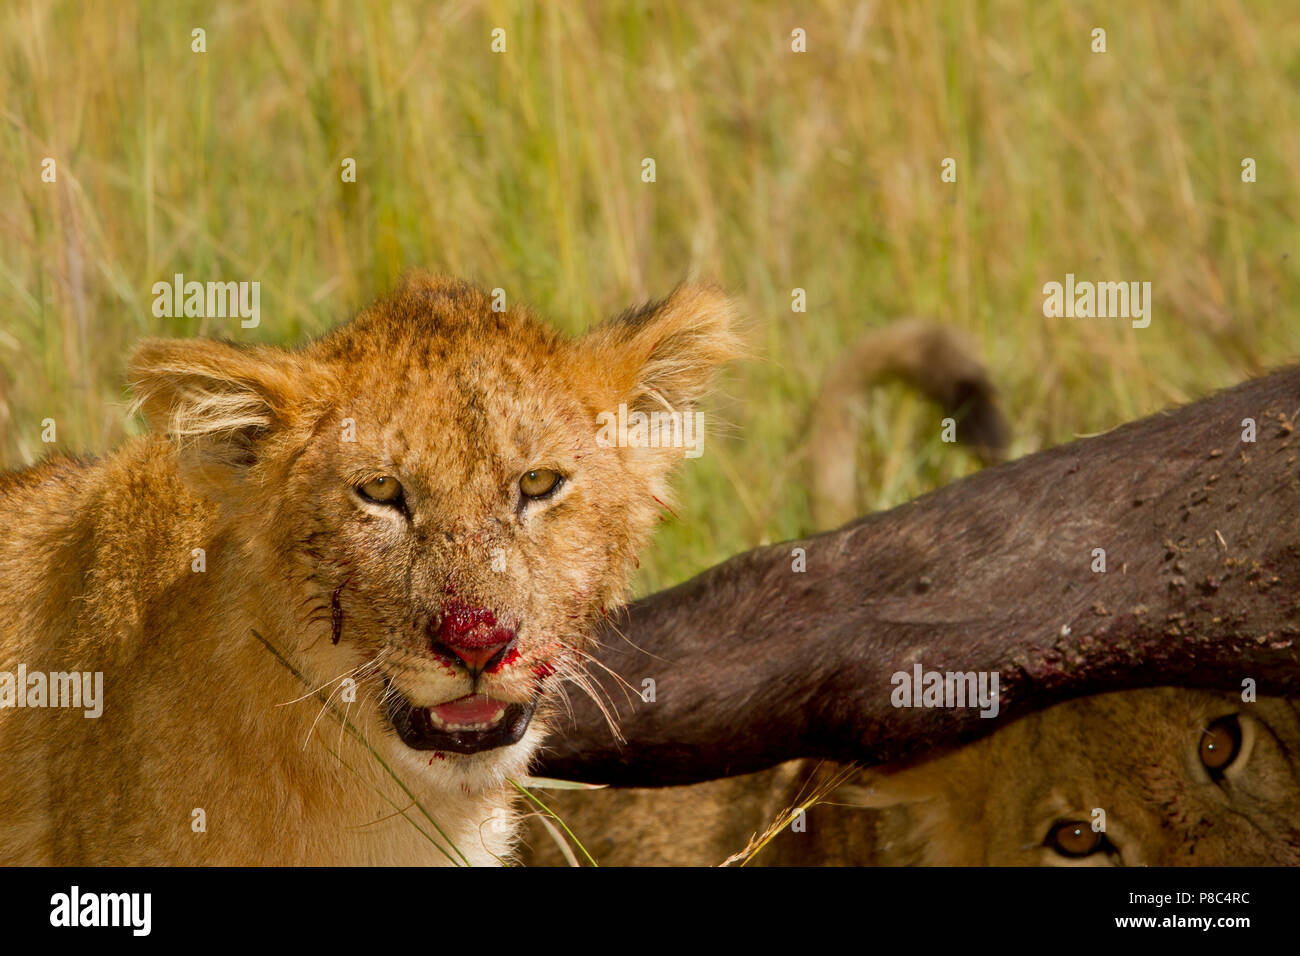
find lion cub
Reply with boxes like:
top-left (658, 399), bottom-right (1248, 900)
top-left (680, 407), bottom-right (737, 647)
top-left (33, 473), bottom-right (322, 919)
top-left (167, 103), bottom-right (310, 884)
top-left (0, 273), bottom-right (736, 865)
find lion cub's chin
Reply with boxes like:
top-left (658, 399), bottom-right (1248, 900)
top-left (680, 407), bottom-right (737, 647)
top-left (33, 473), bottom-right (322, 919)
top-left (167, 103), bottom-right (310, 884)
top-left (384, 712), bottom-right (549, 795)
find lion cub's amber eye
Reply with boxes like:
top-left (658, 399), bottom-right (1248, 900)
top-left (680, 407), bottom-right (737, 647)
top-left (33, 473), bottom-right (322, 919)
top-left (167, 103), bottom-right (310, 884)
top-left (1199, 715), bottom-right (1242, 774)
top-left (357, 475), bottom-right (403, 504)
top-left (520, 468), bottom-right (562, 499)
top-left (1045, 820), bottom-right (1103, 858)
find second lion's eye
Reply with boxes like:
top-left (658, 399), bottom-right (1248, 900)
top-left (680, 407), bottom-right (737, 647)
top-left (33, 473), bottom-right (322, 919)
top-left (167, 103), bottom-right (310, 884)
top-left (520, 468), bottom-right (562, 499)
top-left (357, 475), bottom-right (403, 505)
top-left (1199, 715), bottom-right (1243, 777)
top-left (1044, 820), bottom-right (1105, 858)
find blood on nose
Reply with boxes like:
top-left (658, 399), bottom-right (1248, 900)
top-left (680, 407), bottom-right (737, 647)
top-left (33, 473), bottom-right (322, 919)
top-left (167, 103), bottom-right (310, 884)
top-left (431, 600), bottom-right (516, 671)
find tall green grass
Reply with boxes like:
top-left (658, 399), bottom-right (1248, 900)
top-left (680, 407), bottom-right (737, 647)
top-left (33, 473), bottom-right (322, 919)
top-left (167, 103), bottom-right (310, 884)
top-left (3, 0), bottom-right (1298, 594)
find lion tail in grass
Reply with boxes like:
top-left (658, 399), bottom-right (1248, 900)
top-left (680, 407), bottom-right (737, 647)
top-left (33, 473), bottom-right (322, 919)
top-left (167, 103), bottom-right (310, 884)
top-left (809, 320), bottom-right (1009, 528)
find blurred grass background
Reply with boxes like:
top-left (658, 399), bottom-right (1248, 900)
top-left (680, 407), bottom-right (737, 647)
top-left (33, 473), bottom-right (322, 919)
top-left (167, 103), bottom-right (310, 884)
top-left (1, 0), bottom-right (1298, 595)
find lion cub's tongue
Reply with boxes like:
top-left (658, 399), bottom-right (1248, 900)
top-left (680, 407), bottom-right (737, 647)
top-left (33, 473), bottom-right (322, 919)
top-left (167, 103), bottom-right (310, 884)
top-left (429, 694), bottom-right (507, 727)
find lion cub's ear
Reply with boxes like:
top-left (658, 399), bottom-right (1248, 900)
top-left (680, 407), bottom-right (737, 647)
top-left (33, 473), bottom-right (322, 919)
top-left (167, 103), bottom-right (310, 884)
top-left (128, 338), bottom-right (312, 485)
top-left (581, 283), bottom-right (742, 415)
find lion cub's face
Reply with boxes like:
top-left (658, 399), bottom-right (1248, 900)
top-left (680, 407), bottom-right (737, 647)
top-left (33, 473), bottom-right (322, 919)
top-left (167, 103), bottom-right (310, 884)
top-left (130, 274), bottom-right (735, 783)
top-left (852, 688), bottom-right (1300, 866)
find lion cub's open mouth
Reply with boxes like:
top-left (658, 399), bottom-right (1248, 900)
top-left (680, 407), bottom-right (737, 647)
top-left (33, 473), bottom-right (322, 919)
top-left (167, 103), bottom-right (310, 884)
top-left (384, 688), bottom-right (536, 755)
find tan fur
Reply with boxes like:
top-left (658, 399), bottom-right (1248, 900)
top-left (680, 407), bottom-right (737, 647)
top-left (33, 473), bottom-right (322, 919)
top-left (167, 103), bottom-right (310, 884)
top-left (525, 689), bottom-right (1300, 866)
top-left (0, 273), bottom-right (737, 865)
